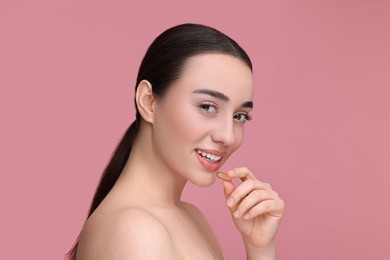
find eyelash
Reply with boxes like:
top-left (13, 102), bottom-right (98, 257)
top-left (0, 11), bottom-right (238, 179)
top-left (198, 102), bottom-right (253, 122)
top-left (234, 113), bottom-right (253, 122)
top-left (199, 102), bottom-right (218, 113)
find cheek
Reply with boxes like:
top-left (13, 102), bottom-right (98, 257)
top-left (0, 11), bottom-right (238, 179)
top-left (155, 104), bottom-right (205, 146)
top-left (173, 107), bottom-right (203, 137)
top-left (177, 109), bottom-right (202, 133)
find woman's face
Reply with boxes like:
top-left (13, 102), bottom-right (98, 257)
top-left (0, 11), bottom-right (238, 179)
top-left (152, 53), bottom-right (254, 187)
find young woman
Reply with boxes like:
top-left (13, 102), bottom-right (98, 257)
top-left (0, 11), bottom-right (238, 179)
top-left (66, 23), bottom-right (284, 260)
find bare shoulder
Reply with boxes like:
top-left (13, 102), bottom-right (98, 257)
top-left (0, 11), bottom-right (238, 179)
top-left (180, 202), bottom-right (227, 258)
top-left (180, 202), bottom-right (221, 241)
top-left (181, 201), bottom-right (211, 226)
top-left (77, 208), bottom-right (180, 259)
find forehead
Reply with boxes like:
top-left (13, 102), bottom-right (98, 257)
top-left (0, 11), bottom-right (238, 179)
top-left (169, 53), bottom-right (254, 102)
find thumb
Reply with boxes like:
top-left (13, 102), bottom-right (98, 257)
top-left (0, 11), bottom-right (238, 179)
top-left (217, 172), bottom-right (235, 198)
top-left (222, 180), bottom-right (235, 199)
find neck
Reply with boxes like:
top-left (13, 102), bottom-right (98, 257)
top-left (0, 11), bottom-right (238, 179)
top-left (115, 124), bottom-right (187, 207)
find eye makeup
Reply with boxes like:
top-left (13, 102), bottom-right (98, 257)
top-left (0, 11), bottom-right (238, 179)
top-left (192, 88), bottom-right (253, 110)
top-left (234, 112), bottom-right (252, 122)
top-left (198, 101), bottom-right (218, 113)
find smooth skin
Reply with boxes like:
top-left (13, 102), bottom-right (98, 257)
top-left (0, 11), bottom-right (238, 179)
top-left (217, 169), bottom-right (284, 259)
top-left (76, 54), bottom-right (284, 259)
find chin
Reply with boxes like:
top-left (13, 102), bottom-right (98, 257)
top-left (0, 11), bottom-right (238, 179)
top-left (188, 172), bottom-right (218, 187)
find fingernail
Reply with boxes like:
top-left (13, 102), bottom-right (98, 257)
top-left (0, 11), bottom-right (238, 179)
top-left (226, 198), bottom-right (234, 207)
top-left (217, 172), bottom-right (230, 181)
top-left (233, 210), bottom-right (240, 218)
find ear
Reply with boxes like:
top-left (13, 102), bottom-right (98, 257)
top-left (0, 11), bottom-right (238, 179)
top-left (135, 80), bottom-right (156, 124)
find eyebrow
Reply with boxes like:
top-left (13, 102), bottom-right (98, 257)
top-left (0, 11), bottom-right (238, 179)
top-left (192, 88), bottom-right (253, 108)
top-left (242, 101), bottom-right (253, 108)
top-left (192, 89), bottom-right (230, 101)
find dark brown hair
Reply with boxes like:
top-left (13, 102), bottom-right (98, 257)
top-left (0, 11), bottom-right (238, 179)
top-left (66, 23), bottom-right (252, 259)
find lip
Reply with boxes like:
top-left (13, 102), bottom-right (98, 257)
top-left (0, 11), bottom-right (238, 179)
top-left (196, 148), bottom-right (226, 157)
top-left (195, 148), bottom-right (226, 172)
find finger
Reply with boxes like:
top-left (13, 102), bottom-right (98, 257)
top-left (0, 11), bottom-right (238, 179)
top-left (243, 198), bottom-right (285, 220)
top-left (227, 179), bottom-right (273, 208)
top-left (227, 167), bottom-right (273, 190)
top-left (217, 172), bottom-right (235, 199)
top-left (233, 190), bottom-right (278, 219)
top-left (217, 172), bottom-right (235, 197)
top-left (216, 172), bottom-right (232, 181)
top-left (217, 172), bottom-right (238, 212)
top-left (221, 180), bottom-right (240, 213)
top-left (221, 180), bottom-right (235, 199)
top-left (226, 167), bottom-right (256, 182)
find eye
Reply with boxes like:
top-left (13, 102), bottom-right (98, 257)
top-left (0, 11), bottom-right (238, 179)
top-left (199, 102), bottom-right (218, 113)
top-left (233, 113), bottom-right (252, 122)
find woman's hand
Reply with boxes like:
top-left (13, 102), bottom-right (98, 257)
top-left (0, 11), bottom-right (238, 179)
top-left (217, 167), bottom-right (285, 258)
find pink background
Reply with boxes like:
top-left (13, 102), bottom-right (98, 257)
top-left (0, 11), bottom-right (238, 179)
top-left (1, 1), bottom-right (389, 259)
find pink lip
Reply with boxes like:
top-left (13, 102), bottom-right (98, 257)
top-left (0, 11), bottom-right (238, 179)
top-left (195, 148), bottom-right (226, 172)
top-left (196, 148), bottom-right (226, 157)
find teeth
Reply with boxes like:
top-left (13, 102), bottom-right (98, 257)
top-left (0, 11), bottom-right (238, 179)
top-left (196, 149), bottom-right (222, 162)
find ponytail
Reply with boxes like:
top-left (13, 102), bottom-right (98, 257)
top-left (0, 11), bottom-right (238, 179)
top-left (65, 118), bottom-right (139, 260)
top-left (87, 119), bottom-right (139, 218)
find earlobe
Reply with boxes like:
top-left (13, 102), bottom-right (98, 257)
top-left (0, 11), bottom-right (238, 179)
top-left (135, 80), bottom-right (155, 124)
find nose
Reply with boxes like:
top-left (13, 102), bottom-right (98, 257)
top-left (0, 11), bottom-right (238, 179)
top-left (211, 117), bottom-right (236, 146)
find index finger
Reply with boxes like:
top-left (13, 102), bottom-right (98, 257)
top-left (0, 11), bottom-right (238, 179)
top-left (216, 172), bottom-right (232, 181)
top-left (226, 167), bottom-right (256, 182)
